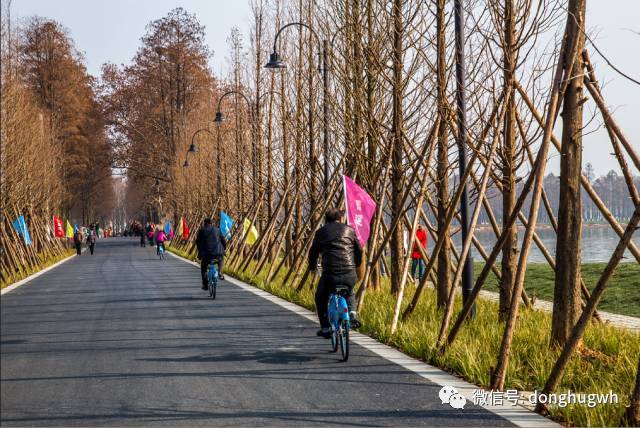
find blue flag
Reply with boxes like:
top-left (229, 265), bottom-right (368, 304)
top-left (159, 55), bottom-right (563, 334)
top-left (164, 221), bottom-right (171, 234)
top-left (220, 211), bottom-right (233, 239)
top-left (12, 215), bottom-right (32, 246)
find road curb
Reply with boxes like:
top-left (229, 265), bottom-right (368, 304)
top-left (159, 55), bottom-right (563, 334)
top-left (167, 250), bottom-right (557, 427)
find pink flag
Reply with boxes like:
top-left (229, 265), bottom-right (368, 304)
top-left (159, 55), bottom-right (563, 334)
top-left (343, 175), bottom-right (377, 247)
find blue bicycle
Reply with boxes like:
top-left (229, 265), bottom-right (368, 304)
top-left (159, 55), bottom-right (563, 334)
top-left (328, 285), bottom-right (351, 361)
top-left (157, 244), bottom-right (165, 260)
top-left (207, 260), bottom-right (219, 299)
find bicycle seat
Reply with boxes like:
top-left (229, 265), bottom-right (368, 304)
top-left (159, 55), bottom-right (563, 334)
top-left (334, 285), bottom-right (351, 295)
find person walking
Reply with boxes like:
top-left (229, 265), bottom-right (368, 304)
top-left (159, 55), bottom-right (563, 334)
top-left (139, 226), bottom-right (146, 247)
top-left (195, 218), bottom-right (227, 290)
top-left (86, 226), bottom-right (96, 255)
top-left (411, 224), bottom-right (427, 280)
top-left (73, 228), bottom-right (83, 256)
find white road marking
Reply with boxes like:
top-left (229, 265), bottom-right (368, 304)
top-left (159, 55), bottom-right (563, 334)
top-left (1, 248), bottom-right (86, 296)
top-left (168, 250), bottom-right (557, 427)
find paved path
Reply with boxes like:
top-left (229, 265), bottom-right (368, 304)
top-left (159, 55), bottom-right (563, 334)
top-left (477, 290), bottom-right (640, 331)
top-left (2, 238), bottom-right (538, 426)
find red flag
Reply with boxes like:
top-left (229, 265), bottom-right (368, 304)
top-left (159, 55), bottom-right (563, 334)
top-left (182, 218), bottom-right (189, 240)
top-left (53, 216), bottom-right (64, 238)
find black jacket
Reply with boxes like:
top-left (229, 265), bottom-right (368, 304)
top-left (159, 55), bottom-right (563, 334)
top-left (196, 225), bottom-right (227, 258)
top-left (309, 221), bottom-right (363, 275)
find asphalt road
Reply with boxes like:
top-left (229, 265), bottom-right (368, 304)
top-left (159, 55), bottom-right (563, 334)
top-left (1, 238), bottom-right (515, 426)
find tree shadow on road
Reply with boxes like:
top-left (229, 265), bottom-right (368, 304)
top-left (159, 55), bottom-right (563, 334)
top-left (138, 349), bottom-right (316, 365)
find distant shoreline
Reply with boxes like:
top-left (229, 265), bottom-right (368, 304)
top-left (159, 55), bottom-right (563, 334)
top-left (474, 222), bottom-right (627, 231)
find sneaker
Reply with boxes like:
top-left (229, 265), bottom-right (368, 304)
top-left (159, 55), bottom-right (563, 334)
top-left (316, 328), bottom-right (331, 339)
top-left (219, 274), bottom-right (225, 280)
top-left (350, 311), bottom-right (361, 329)
top-left (201, 285), bottom-right (208, 290)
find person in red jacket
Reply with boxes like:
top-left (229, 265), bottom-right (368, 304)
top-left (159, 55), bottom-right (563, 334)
top-left (411, 224), bottom-right (427, 280)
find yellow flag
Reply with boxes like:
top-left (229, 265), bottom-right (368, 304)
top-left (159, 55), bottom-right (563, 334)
top-left (177, 217), bottom-right (184, 237)
top-left (243, 218), bottom-right (259, 245)
top-left (65, 220), bottom-right (74, 238)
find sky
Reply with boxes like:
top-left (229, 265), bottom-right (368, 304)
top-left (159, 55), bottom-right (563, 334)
top-left (8, 0), bottom-right (252, 77)
top-left (7, 0), bottom-right (640, 178)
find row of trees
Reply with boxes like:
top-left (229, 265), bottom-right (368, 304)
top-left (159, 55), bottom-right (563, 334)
top-left (1, 5), bottom-right (115, 226)
top-left (97, 0), bottom-right (638, 424)
top-left (1, 2), bottom-right (116, 283)
top-left (100, 8), bottom-right (233, 225)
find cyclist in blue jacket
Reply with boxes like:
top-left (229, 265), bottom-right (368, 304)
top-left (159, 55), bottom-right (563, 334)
top-left (309, 207), bottom-right (363, 338)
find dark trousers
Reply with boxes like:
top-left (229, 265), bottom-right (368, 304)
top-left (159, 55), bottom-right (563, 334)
top-left (140, 236), bottom-right (145, 247)
top-left (200, 255), bottom-right (223, 286)
top-left (89, 244), bottom-right (95, 255)
top-left (315, 271), bottom-right (357, 329)
top-left (75, 243), bottom-right (81, 255)
top-left (411, 258), bottom-right (425, 279)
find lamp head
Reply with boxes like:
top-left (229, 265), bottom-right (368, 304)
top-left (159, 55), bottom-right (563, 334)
top-left (188, 143), bottom-right (197, 153)
top-left (265, 51), bottom-right (286, 69)
top-left (183, 159), bottom-right (190, 168)
top-left (214, 112), bottom-right (225, 123)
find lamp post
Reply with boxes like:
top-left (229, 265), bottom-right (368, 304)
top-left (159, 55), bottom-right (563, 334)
top-left (214, 90), bottom-right (254, 124)
top-left (214, 90), bottom-right (257, 208)
top-left (265, 22), bottom-right (330, 192)
top-left (214, 90), bottom-right (284, 205)
top-left (184, 127), bottom-right (218, 193)
top-left (454, 0), bottom-right (476, 318)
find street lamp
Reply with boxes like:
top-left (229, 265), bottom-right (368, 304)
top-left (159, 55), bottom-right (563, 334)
top-left (215, 90), bottom-right (259, 205)
top-left (453, 0), bottom-right (475, 318)
top-left (265, 51), bottom-right (286, 69)
top-left (215, 90), bottom-right (253, 123)
top-left (266, 22), bottom-right (331, 192)
top-left (187, 128), bottom-right (215, 155)
top-left (185, 128), bottom-right (218, 196)
top-left (213, 89), bottom-right (288, 214)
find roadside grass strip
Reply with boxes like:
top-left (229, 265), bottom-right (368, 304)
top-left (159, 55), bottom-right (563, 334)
top-left (168, 246), bottom-right (639, 427)
top-left (1, 249), bottom-right (76, 294)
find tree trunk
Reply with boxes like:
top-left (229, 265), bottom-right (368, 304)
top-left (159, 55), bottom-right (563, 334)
top-left (389, 0), bottom-right (405, 295)
top-left (624, 356), bottom-right (640, 426)
top-left (499, 0), bottom-right (517, 321)
top-left (551, 0), bottom-right (586, 347)
top-left (435, 0), bottom-right (450, 308)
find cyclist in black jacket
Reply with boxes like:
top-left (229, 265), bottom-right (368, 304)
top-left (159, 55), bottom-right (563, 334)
top-left (309, 207), bottom-right (363, 338)
top-left (196, 218), bottom-right (227, 289)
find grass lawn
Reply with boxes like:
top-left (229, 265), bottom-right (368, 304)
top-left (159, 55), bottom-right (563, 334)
top-left (170, 245), bottom-right (639, 427)
top-left (478, 262), bottom-right (640, 317)
top-left (1, 249), bottom-right (75, 289)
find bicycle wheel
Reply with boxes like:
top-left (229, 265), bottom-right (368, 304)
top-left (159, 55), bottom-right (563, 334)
top-left (339, 320), bottom-right (349, 361)
top-left (330, 326), bottom-right (338, 352)
top-left (211, 278), bottom-right (217, 299)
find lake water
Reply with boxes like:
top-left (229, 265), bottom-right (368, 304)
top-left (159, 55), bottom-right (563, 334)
top-left (423, 225), bottom-right (640, 264)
